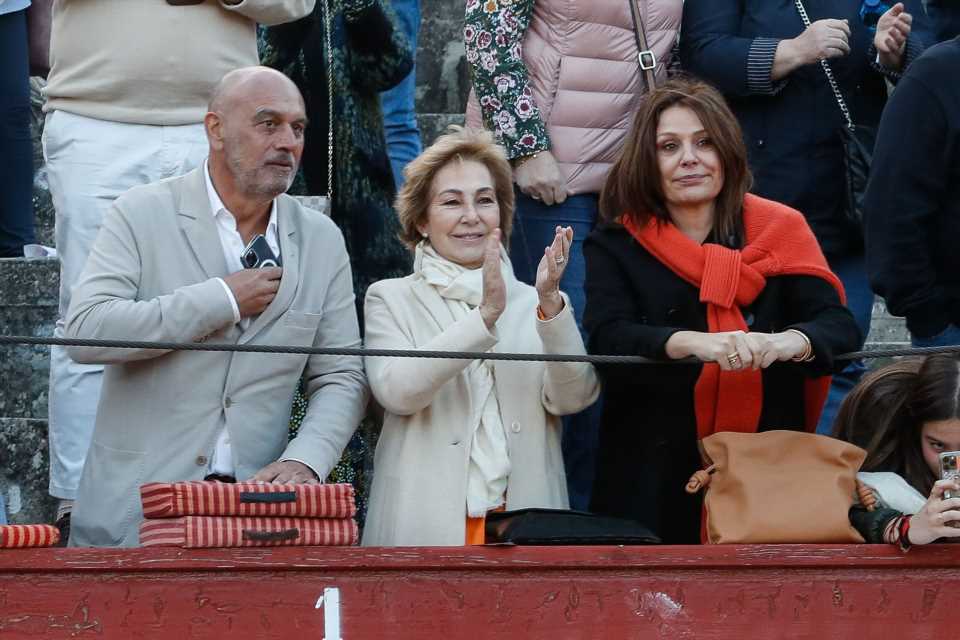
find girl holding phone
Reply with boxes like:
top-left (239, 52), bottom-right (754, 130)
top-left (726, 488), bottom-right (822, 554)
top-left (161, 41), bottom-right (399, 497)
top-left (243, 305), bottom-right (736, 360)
top-left (835, 355), bottom-right (960, 548)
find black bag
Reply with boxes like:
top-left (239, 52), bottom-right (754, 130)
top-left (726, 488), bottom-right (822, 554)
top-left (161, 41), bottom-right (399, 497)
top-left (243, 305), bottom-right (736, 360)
top-left (839, 124), bottom-right (875, 235)
top-left (794, 0), bottom-right (872, 237)
top-left (484, 508), bottom-right (661, 545)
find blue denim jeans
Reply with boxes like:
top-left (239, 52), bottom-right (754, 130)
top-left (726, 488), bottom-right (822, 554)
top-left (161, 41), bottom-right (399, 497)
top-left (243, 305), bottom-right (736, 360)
top-left (912, 323), bottom-right (960, 348)
top-left (815, 253), bottom-right (873, 435)
top-left (511, 191), bottom-right (601, 510)
top-left (0, 9), bottom-right (35, 257)
top-left (380, 0), bottom-right (421, 189)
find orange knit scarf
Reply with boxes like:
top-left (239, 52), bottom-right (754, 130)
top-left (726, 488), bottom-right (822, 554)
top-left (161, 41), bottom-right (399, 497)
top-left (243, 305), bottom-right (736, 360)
top-left (621, 194), bottom-right (845, 438)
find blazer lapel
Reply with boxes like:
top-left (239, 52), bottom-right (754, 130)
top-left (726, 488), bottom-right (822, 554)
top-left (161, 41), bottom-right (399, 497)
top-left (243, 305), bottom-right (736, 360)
top-left (238, 197), bottom-right (300, 344)
top-left (177, 167), bottom-right (230, 280)
top-left (410, 278), bottom-right (457, 333)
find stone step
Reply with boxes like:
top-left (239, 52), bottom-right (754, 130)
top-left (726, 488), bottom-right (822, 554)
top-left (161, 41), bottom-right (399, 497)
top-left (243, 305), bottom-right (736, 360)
top-left (0, 418), bottom-right (55, 526)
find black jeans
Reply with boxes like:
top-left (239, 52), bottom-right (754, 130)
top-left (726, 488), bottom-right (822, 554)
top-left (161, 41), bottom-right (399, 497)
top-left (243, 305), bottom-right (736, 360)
top-left (0, 9), bottom-right (35, 257)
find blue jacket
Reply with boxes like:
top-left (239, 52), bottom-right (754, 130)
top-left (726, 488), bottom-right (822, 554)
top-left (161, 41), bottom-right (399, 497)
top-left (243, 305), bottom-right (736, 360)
top-left (680, 0), bottom-right (931, 257)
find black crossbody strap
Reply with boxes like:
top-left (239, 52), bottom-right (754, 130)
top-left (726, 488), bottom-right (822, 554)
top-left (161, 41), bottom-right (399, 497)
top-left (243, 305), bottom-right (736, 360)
top-left (628, 0), bottom-right (658, 93)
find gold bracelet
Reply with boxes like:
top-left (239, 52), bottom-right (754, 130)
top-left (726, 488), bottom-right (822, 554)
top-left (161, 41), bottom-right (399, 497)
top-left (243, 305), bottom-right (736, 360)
top-left (511, 150), bottom-right (543, 168)
top-left (786, 329), bottom-right (814, 363)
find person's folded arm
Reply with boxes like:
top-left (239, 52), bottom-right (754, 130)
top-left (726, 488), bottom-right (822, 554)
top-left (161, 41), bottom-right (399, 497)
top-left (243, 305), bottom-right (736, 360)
top-left (342, 0), bottom-right (414, 93)
top-left (281, 246), bottom-right (368, 479)
top-left (465, 0), bottom-right (549, 160)
top-left (219, 0), bottom-right (315, 26)
top-left (680, 0), bottom-right (788, 97)
top-left (363, 283), bottom-right (499, 417)
top-left (865, 73), bottom-right (951, 338)
top-left (583, 235), bottom-right (685, 387)
top-left (781, 275), bottom-right (863, 376)
top-left (537, 296), bottom-right (600, 416)
top-left (64, 205), bottom-right (237, 365)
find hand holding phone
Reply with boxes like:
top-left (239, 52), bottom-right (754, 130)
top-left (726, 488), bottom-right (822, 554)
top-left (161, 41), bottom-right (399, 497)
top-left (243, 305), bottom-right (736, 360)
top-left (222, 267), bottom-right (283, 319)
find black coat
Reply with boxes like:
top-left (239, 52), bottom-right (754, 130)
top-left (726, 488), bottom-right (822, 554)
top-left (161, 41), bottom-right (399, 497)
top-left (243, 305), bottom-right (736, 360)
top-left (865, 37), bottom-right (960, 339)
top-left (583, 224), bottom-right (862, 543)
top-left (680, 0), bottom-right (931, 258)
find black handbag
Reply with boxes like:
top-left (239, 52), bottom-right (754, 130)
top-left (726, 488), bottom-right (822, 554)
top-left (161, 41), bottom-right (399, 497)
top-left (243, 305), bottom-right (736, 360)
top-left (794, 0), bottom-right (873, 237)
top-left (484, 508), bottom-right (661, 545)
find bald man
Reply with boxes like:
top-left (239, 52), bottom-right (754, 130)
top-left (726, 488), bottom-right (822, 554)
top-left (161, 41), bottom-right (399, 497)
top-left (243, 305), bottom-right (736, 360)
top-left (63, 67), bottom-right (368, 548)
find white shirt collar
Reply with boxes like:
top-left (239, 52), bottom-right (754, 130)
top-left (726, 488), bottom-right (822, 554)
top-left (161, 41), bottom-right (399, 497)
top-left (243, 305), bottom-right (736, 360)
top-left (203, 160), bottom-right (278, 236)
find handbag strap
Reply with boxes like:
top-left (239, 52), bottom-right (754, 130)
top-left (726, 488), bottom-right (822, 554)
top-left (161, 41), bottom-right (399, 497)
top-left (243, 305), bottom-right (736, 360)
top-left (628, 0), bottom-right (658, 94)
top-left (793, 0), bottom-right (856, 131)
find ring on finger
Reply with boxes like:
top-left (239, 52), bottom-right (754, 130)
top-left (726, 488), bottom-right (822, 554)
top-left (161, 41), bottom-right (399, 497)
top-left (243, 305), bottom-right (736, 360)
top-left (726, 352), bottom-right (741, 367)
top-left (555, 254), bottom-right (566, 265)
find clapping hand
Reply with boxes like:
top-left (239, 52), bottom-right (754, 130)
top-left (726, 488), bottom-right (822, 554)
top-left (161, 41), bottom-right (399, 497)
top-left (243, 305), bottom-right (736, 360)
top-left (874, 3), bottom-right (913, 69)
top-left (534, 226), bottom-right (572, 320)
top-left (795, 18), bottom-right (851, 63)
top-left (479, 229), bottom-right (506, 330)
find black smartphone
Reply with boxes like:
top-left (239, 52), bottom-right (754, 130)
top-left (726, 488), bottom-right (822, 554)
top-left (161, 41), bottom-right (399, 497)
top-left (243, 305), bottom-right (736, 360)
top-left (240, 234), bottom-right (281, 269)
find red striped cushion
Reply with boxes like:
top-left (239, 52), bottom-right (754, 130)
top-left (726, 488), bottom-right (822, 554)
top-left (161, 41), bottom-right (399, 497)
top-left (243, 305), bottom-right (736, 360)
top-left (140, 482), bottom-right (356, 519)
top-left (0, 525), bottom-right (61, 548)
top-left (139, 516), bottom-right (358, 548)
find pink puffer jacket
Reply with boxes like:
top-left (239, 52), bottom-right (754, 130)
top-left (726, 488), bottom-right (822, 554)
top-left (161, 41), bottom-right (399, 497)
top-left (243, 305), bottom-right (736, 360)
top-left (466, 0), bottom-right (682, 195)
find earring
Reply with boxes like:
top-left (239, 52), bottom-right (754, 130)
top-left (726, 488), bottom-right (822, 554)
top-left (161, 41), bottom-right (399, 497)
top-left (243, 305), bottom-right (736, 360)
top-left (421, 232), bottom-right (428, 239)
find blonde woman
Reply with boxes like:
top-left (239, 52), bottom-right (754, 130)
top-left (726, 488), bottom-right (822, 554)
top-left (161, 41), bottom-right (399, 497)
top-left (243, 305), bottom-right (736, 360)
top-left (362, 128), bottom-right (600, 546)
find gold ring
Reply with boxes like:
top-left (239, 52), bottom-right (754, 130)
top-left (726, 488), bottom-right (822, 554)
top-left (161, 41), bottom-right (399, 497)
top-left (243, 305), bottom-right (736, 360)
top-left (726, 353), bottom-right (741, 366)
top-left (555, 255), bottom-right (565, 265)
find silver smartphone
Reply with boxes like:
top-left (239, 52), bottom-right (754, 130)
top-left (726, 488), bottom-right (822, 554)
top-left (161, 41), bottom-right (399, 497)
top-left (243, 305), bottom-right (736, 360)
top-left (940, 450), bottom-right (960, 500)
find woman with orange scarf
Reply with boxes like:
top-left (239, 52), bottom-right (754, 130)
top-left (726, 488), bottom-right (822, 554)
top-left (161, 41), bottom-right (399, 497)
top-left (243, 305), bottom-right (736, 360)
top-left (583, 78), bottom-right (862, 543)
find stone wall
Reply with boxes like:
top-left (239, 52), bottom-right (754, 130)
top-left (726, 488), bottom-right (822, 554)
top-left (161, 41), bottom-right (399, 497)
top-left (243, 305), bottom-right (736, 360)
top-left (0, 0), bottom-right (909, 526)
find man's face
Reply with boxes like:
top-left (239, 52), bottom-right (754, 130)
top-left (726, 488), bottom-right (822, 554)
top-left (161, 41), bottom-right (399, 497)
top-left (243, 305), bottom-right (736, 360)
top-left (220, 85), bottom-right (306, 200)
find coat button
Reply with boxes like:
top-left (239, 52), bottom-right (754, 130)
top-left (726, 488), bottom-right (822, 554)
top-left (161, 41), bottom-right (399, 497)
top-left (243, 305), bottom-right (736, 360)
top-left (195, 455), bottom-right (208, 466)
top-left (224, 397), bottom-right (232, 408)
top-left (510, 421), bottom-right (521, 433)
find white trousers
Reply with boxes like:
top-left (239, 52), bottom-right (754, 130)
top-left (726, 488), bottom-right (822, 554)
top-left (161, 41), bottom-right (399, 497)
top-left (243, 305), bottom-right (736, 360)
top-left (43, 110), bottom-right (208, 499)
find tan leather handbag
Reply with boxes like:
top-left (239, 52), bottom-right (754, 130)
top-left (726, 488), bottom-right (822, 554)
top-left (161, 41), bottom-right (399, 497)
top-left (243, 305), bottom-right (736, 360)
top-left (685, 430), bottom-right (867, 544)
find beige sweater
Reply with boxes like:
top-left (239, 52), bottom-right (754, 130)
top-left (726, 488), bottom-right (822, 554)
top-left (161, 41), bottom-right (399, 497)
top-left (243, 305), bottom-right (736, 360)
top-left (43, 0), bottom-right (314, 125)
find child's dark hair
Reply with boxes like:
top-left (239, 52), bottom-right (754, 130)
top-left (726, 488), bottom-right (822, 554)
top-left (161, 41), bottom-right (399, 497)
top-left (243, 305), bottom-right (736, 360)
top-left (834, 355), bottom-right (960, 495)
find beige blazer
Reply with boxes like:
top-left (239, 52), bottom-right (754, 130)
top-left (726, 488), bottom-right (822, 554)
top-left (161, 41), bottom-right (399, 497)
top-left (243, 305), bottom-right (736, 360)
top-left (65, 167), bottom-right (368, 547)
top-left (361, 268), bottom-right (600, 546)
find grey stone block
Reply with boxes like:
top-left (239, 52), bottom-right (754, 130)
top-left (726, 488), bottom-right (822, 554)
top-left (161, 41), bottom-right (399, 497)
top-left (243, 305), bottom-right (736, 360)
top-left (0, 418), bottom-right (56, 526)
top-left (416, 0), bottom-right (470, 116)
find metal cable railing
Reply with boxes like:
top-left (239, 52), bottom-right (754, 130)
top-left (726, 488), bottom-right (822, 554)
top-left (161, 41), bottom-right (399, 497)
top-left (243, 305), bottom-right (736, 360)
top-left (2, 335), bottom-right (958, 364)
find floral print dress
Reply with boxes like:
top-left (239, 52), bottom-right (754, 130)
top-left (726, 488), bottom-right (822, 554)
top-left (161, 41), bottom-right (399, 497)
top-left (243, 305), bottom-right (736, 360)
top-left (464, 0), bottom-right (550, 160)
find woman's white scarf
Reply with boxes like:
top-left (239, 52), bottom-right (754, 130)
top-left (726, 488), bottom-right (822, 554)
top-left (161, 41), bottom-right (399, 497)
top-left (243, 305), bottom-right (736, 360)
top-left (416, 240), bottom-right (511, 517)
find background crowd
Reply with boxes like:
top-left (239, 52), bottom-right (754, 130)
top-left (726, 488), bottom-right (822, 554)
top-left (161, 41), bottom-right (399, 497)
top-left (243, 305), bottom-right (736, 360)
top-left (1, 0), bottom-right (959, 546)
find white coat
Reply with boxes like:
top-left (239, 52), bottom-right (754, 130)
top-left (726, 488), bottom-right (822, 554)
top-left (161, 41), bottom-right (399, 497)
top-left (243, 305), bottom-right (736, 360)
top-left (361, 266), bottom-right (600, 546)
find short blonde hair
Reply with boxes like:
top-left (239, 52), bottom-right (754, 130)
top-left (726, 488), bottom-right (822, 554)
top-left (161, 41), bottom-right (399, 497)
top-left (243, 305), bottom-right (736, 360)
top-left (395, 126), bottom-right (515, 250)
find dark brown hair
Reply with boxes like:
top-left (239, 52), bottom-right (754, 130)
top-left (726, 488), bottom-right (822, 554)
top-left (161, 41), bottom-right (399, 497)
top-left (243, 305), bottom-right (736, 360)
top-left (599, 77), bottom-right (752, 246)
top-left (394, 126), bottom-right (514, 250)
top-left (833, 355), bottom-right (960, 495)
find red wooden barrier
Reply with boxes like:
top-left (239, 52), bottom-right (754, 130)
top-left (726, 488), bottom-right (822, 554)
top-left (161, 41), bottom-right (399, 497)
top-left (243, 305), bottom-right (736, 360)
top-left (1, 544), bottom-right (957, 638)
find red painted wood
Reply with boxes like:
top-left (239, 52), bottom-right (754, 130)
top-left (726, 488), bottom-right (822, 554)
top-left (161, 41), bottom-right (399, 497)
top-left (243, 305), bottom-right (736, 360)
top-left (1, 545), bottom-right (958, 639)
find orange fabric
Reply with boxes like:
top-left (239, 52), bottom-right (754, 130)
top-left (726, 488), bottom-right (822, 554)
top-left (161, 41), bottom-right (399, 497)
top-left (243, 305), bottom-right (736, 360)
top-left (465, 515), bottom-right (487, 545)
top-left (620, 194), bottom-right (845, 437)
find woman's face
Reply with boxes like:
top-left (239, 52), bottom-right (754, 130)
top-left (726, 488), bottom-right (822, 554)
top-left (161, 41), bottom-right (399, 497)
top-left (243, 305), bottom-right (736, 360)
top-left (656, 105), bottom-right (724, 212)
top-left (920, 417), bottom-right (960, 477)
top-left (418, 159), bottom-right (501, 269)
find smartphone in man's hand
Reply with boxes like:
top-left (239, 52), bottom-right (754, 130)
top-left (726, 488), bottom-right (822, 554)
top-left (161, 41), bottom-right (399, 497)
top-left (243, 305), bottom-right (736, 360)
top-left (240, 234), bottom-right (281, 269)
